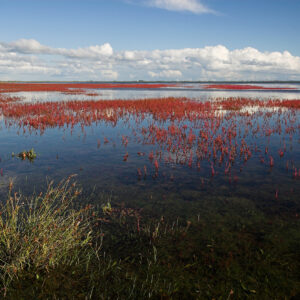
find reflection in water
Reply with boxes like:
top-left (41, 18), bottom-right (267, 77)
top-left (3, 82), bottom-right (300, 103)
top-left (0, 94), bottom-right (299, 208)
top-left (0, 83), bottom-right (299, 297)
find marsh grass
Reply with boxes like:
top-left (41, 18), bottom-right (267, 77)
top-left (0, 176), bottom-right (97, 297)
top-left (0, 179), bottom-right (299, 299)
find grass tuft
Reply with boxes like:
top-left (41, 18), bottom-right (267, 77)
top-left (0, 176), bottom-right (96, 296)
top-left (0, 178), bottom-right (299, 298)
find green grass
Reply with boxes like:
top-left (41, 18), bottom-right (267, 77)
top-left (0, 176), bottom-right (98, 298)
top-left (0, 178), bottom-right (299, 299)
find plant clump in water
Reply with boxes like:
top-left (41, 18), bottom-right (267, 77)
top-left (12, 148), bottom-right (37, 162)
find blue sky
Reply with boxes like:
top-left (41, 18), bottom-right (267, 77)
top-left (0, 0), bottom-right (300, 81)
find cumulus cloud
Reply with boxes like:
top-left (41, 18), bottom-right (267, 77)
top-left (101, 70), bottom-right (119, 80)
top-left (147, 0), bottom-right (214, 14)
top-left (0, 39), bottom-right (113, 59)
top-left (0, 39), bottom-right (300, 81)
top-left (148, 70), bottom-right (182, 78)
top-left (58, 43), bottom-right (114, 59)
top-left (1, 39), bottom-right (51, 54)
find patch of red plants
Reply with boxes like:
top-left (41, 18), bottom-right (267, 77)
top-left (0, 91), bottom-right (299, 183)
top-left (204, 84), bottom-right (296, 90)
top-left (0, 82), bottom-right (177, 94)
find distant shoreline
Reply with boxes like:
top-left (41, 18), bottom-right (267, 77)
top-left (1, 80), bottom-right (300, 84)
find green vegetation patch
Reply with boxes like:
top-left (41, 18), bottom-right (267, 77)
top-left (12, 148), bottom-right (37, 162)
top-left (0, 178), bottom-right (299, 299)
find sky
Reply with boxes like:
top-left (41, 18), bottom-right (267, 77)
top-left (0, 0), bottom-right (300, 81)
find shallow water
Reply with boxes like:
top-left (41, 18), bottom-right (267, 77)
top-left (0, 83), bottom-right (299, 215)
top-left (4, 85), bottom-right (300, 103)
top-left (0, 82), bottom-right (300, 296)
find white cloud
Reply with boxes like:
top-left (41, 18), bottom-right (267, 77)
top-left (148, 70), bottom-right (182, 78)
top-left (2, 39), bottom-right (50, 54)
top-left (101, 70), bottom-right (119, 80)
top-left (58, 43), bottom-right (113, 59)
top-left (0, 39), bottom-right (113, 59)
top-left (147, 0), bottom-right (214, 14)
top-left (0, 39), bottom-right (300, 81)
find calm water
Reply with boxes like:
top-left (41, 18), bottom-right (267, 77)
top-left (4, 82), bottom-right (300, 103)
top-left (0, 82), bottom-right (299, 298)
top-left (0, 83), bottom-right (299, 219)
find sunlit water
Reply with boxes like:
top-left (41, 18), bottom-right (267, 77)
top-left (0, 82), bottom-right (299, 297)
top-left (0, 83), bottom-right (298, 220)
top-left (3, 82), bottom-right (300, 103)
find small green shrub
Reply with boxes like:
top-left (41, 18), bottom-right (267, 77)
top-left (12, 148), bottom-right (37, 162)
top-left (0, 176), bottom-right (95, 295)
